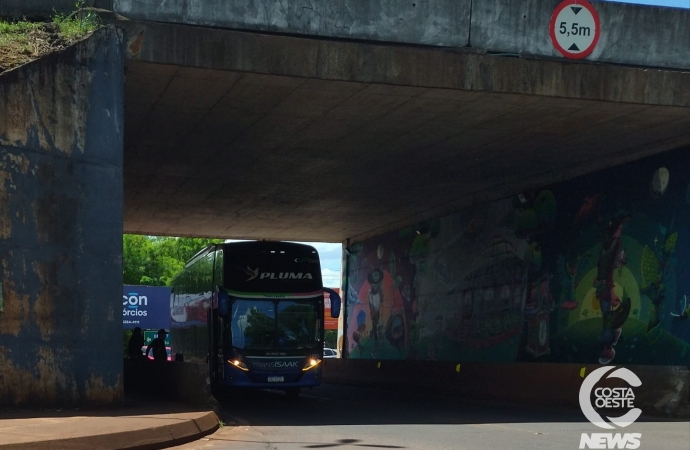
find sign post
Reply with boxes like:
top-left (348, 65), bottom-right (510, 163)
top-left (549, 0), bottom-right (600, 60)
top-left (144, 330), bottom-right (171, 347)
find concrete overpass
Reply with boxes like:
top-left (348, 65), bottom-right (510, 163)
top-left (3, 0), bottom-right (688, 241)
top-left (0, 0), bottom-right (689, 408)
top-left (106, 0), bottom-right (690, 242)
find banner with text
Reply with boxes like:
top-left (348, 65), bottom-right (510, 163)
top-left (123, 285), bottom-right (171, 330)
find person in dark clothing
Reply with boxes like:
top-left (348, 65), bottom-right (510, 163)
top-left (128, 327), bottom-right (145, 359)
top-left (146, 328), bottom-right (168, 361)
top-left (146, 329), bottom-right (168, 362)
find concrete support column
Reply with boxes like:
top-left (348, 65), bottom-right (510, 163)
top-left (0, 26), bottom-right (124, 406)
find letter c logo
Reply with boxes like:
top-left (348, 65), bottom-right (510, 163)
top-left (579, 366), bottom-right (642, 429)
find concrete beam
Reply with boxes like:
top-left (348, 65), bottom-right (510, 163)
top-left (471, 0), bottom-right (690, 70)
top-left (112, 0), bottom-right (690, 70)
top-left (0, 26), bottom-right (124, 406)
top-left (113, 0), bottom-right (470, 47)
top-left (118, 19), bottom-right (689, 107)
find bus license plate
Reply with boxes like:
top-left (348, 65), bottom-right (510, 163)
top-left (268, 376), bottom-right (284, 383)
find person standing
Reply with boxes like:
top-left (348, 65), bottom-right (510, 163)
top-left (128, 327), bottom-right (145, 359)
top-left (146, 329), bottom-right (169, 362)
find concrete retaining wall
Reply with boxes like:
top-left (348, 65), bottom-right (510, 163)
top-left (323, 360), bottom-right (690, 418)
top-left (0, 26), bottom-right (124, 407)
top-left (112, 0), bottom-right (690, 70)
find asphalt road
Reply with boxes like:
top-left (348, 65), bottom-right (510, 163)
top-left (170, 384), bottom-right (689, 450)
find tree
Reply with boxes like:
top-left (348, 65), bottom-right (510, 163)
top-left (324, 330), bottom-right (337, 349)
top-left (123, 235), bottom-right (224, 286)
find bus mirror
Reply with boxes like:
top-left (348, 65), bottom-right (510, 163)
top-left (218, 288), bottom-right (229, 315)
top-left (323, 287), bottom-right (341, 319)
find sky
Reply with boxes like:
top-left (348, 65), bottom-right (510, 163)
top-left (599, 0), bottom-right (690, 7)
top-left (294, 242), bottom-right (342, 288)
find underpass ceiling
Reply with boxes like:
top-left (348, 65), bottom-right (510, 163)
top-left (123, 61), bottom-right (690, 242)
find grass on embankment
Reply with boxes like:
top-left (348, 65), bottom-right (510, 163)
top-left (0, 2), bottom-right (100, 73)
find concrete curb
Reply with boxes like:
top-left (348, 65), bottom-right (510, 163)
top-left (0, 411), bottom-right (220, 450)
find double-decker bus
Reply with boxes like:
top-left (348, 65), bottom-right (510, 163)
top-left (169, 241), bottom-right (340, 397)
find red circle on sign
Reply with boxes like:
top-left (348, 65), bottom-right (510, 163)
top-left (549, 0), bottom-right (600, 60)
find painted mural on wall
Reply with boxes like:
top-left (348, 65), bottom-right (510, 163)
top-left (345, 148), bottom-right (690, 366)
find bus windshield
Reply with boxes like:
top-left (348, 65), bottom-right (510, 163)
top-left (230, 298), bottom-right (321, 351)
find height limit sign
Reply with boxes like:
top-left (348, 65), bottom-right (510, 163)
top-left (550, 0), bottom-right (600, 59)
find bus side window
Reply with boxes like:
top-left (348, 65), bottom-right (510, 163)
top-left (214, 250), bottom-right (223, 287)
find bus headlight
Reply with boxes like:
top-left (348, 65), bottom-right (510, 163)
top-left (302, 355), bottom-right (321, 371)
top-left (228, 359), bottom-right (249, 371)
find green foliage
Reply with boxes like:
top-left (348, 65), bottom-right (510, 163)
top-left (123, 235), bottom-right (224, 286)
top-left (0, 19), bottom-right (41, 50)
top-left (0, 0), bottom-right (101, 73)
top-left (53, 0), bottom-right (100, 42)
top-left (0, 20), bottom-right (41, 36)
top-left (324, 330), bottom-right (337, 348)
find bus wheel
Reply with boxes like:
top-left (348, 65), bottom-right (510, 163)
top-left (285, 387), bottom-right (301, 399)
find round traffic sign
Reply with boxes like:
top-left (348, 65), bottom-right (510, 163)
top-left (549, 0), bottom-right (600, 59)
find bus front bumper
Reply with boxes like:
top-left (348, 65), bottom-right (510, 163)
top-left (222, 362), bottom-right (321, 388)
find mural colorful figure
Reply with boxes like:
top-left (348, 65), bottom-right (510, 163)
top-left (594, 215), bottom-right (631, 364)
top-left (344, 148), bottom-right (690, 366)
